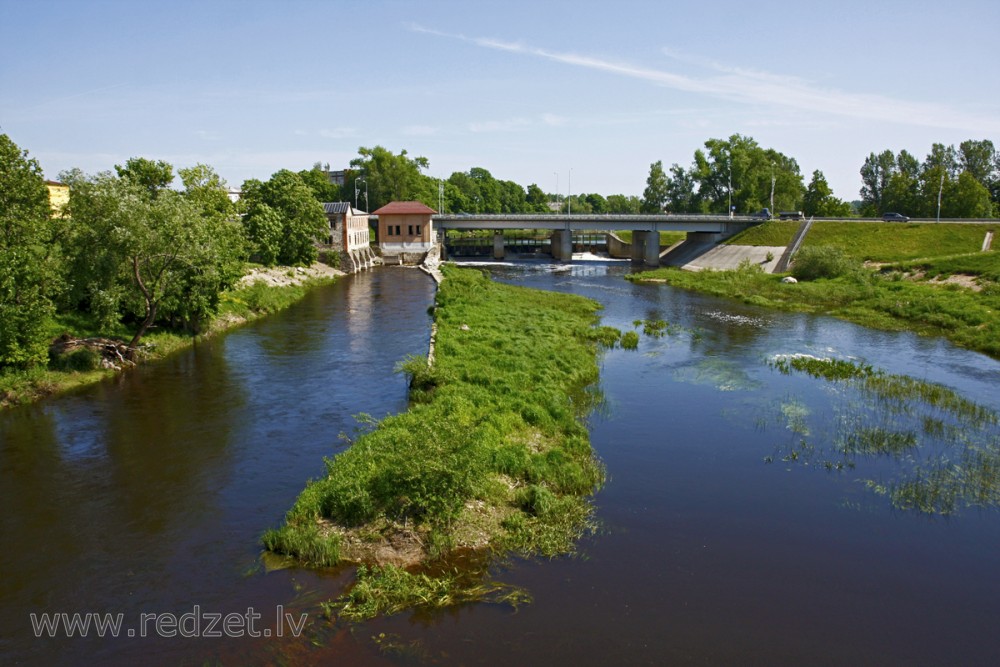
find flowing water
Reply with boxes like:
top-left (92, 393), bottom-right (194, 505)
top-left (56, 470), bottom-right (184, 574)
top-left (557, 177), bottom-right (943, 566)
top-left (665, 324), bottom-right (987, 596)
top-left (2, 261), bottom-right (1000, 665)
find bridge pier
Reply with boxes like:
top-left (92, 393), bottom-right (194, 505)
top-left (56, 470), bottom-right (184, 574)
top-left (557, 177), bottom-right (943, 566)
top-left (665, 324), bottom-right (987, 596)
top-left (631, 231), bottom-right (660, 266)
top-left (493, 232), bottom-right (505, 260)
top-left (551, 230), bottom-right (573, 261)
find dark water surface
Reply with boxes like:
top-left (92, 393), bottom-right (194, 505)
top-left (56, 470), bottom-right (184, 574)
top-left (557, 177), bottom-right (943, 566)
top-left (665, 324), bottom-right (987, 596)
top-left (3, 261), bottom-right (1000, 665)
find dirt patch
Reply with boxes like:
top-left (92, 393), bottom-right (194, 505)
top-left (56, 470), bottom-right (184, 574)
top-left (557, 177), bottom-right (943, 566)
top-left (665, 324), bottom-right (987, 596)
top-left (929, 274), bottom-right (982, 291)
top-left (238, 262), bottom-right (344, 288)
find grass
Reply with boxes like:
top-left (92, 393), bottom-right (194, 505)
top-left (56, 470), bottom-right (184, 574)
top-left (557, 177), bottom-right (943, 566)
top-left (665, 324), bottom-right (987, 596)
top-left (629, 257), bottom-right (1000, 359)
top-left (264, 265), bottom-right (606, 619)
top-left (724, 220), bottom-right (800, 246)
top-left (767, 355), bottom-right (1000, 515)
top-left (803, 222), bottom-right (993, 262)
top-left (0, 271), bottom-right (336, 409)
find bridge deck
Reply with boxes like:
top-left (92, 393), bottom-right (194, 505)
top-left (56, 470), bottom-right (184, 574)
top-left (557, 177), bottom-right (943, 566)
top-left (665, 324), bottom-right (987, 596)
top-left (433, 214), bottom-right (759, 232)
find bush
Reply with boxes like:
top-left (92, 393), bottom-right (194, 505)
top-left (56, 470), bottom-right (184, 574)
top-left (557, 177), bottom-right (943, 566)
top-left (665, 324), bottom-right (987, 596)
top-left (50, 347), bottom-right (102, 372)
top-left (791, 245), bottom-right (859, 281)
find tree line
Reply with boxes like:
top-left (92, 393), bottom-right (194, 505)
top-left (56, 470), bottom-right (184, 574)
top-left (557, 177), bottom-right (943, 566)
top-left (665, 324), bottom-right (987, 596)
top-left (640, 134), bottom-right (998, 218)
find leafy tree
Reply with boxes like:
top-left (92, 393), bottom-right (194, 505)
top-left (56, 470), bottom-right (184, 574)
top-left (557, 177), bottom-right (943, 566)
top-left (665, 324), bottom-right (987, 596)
top-left (525, 183), bottom-right (549, 212)
top-left (943, 171), bottom-right (992, 218)
top-left (297, 165), bottom-right (342, 203)
top-left (641, 160), bottom-right (668, 212)
top-left (584, 193), bottom-right (607, 214)
top-left (664, 163), bottom-right (697, 213)
top-left (0, 134), bottom-right (55, 367)
top-left (606, 194), bottom-right (641, 213)
top-left (350, 146), bottom-right (431, 210)
top-left (803, 170), bottom-right (852, 217)
top-left (115, 157), bottom-right (174, 196)
top-left (66, 171), bottom-right (245, 350)
top-left (242, 201), bottom-right (283, 266)
top-left (859, 150), bottom-right (897, 216)
top-left (250, 170), bottom-right (329, 265)
top-left (498, 179), bottom-right (527, 213)
top-left (179, 163), bottom-right (234, 222)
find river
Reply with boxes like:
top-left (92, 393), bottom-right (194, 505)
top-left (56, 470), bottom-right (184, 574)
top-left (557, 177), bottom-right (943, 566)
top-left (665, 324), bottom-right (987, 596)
top-left (2, 261), bottom-right (999, 665)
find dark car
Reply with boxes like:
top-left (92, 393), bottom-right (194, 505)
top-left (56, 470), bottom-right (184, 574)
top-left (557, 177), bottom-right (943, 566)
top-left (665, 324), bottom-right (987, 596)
top-left (882, 212), bottom-right (909, 222)
top-left (778, 211), bottom-right (803, 221)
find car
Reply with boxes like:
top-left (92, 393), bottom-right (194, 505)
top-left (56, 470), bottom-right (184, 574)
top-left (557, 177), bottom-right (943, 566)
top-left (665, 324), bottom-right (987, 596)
top-left (778, 211), bottom-right (803, 221)
top-left (882, 212), bottom-right (909, 222)
top-left (754, 208), bottom-right (772, 220)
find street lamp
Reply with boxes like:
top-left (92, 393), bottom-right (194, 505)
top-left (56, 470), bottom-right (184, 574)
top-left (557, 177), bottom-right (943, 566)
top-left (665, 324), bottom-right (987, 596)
top-left (568, 168), bottom-right (572, 215)
top-left (937, 171), bottom-right (945, 222)
top-left (553, 172), bottom-right (559, 212)
top-left (770, 162), bottom-right (776, 214)
top-left (727, 159), bottom-right (733, 218)
top-left (354, 177), bottom-right (367, 211)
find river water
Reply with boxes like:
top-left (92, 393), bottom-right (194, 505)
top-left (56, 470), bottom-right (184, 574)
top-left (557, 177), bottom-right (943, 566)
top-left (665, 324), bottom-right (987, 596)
top-left (2, 262), bottom-right (999, 665)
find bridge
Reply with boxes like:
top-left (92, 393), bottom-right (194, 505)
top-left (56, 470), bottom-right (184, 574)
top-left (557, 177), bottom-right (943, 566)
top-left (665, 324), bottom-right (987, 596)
top-left (433, 213), bottom-right (762, 265)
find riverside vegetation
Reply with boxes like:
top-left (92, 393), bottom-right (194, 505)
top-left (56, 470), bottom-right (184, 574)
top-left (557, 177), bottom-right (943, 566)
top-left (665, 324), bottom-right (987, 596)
top-left (263, 266), bottom-right (607, 620)
top-left (629, 221), bottom-right (1000, 359)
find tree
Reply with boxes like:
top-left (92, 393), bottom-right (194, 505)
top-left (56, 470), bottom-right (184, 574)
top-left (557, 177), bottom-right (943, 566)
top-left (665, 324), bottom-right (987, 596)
top-left (179, 163), bottom-right (234, 222)
top-left (606, 194), bottom-right (641, 213)
top-left (66, 171), bottom-right (245, 351)
top-left (641, 160), bottom-right (668, 213)
top-left (115, 157), bottom-right (174, 196)
top-left (297, 165), bottom-right (342, 203)
top-left (943, 171), bottom-right (992, 218)
top-left (0, 134), bottom-right (55, 367)
top-left (525, 183), bottom-right (549, 212)
top-left (803, 170), bottom-right (852, 217)
top-left (859, 150), bottom-right (897, 216)
top-left (350, 146), bottom-right (431, 210)
top-left (241, 170), bottom-right (328, 266)
top-left (664, 163), bottom-right (697, 213)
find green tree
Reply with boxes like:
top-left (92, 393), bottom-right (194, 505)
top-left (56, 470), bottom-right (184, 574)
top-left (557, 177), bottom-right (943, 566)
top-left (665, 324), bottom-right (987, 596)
top-left (350, 146), bottom-right (431, 210)
top-left (664, 163), bottom-right (697, 213)
top-left (525, 183), bottom-right (549, 212)
top-left (689, 135), bottom-right (803, 214)
top-left (943, 171), bottom-right (993, 218)
top-left (242, 201), bottom-right (283, 266)
top-left (297, 164), bottom-right (342, 203)
top-left (584, 193), bottom-right (607, 214)
top-left (641, 160), bottom-right (668, 213)
top-left (803, 170), bottom-right (852, 217)
top-left (66, 171), bottom-right (245, 350)
top-left (0, 134), bottom-right (55, 367)
top-left (859, 150), bottom-right (897, 215)
top-left (606, 194), bottom-right (641, 213)
top-left (115, 157), bottom-right (174, 196)
top-left (254, 170), bottom-right (329, 265)
top-left (179, 163), bottom-right (234, 222)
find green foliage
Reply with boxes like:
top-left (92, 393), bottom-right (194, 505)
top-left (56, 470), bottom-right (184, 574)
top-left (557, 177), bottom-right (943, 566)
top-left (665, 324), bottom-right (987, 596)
top-left (805, 222), bottom-right (989, 262)
top-left (590, 326), bottom-right (622, 348)
top-left (351, 145), bottom-right (432, 211)
top-left (265, 267), bottom-right (606, 599)
top-left (0, 134), bottom-right (56, 367)
top-left (724, 220), bottom-right (800, 246)
top-left (49, 347), bottom-right (101, 372)
top-left (791, 246), bottom-right (859, 281)
top-left (261, 523), bottom-right (340, 567)
top-left (641, 160), bottom-right (668, 213)
top-left (620, 330), bottom-right (639, 350)
top-left (803, 170), bottom-right (853, 217)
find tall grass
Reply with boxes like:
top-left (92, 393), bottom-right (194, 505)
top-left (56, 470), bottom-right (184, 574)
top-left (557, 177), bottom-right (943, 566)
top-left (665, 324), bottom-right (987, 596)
top-left (265, 266), bottom-right (607, 618)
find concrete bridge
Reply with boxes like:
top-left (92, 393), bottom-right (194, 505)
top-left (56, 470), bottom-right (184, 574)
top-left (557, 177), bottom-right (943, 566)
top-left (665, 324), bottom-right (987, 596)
top-left (433, 213), bottom-right (762, 265)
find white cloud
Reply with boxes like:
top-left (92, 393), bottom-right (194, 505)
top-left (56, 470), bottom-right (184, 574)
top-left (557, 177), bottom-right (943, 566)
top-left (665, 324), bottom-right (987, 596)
top-left (402, 125), bottom-right (439, 136)
top-left (409, 24), bottom-right (1000, 134)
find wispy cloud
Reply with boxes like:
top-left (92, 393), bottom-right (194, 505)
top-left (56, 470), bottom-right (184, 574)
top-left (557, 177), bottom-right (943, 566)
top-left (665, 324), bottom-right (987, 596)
top-left (409, 24), bottom-right (1000, 134)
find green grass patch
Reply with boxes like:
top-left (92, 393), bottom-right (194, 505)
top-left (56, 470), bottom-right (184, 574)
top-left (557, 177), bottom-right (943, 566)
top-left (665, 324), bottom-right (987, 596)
top-left (629, 262), bottom-right (1000, 359)
top-left (265, 266), bottom-right (606, 619)
top-left (724, 220), bottom-right (800, 246)
top-left (894, 251), bottom-right (1000, 282)
top-left (803, 222), bottom-right (993, 262)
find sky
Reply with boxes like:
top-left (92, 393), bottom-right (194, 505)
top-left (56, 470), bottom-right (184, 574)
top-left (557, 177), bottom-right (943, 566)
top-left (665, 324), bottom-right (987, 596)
top-left (2, 0), bottom-right (998, 203)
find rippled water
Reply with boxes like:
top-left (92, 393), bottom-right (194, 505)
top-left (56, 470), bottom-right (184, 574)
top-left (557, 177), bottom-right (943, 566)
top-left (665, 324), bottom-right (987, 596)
top-left (3, 260), bottom-right (1000, 666)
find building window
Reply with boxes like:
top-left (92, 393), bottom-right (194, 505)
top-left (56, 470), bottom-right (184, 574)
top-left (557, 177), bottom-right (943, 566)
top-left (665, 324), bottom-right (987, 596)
top-left (395, 225), bottom-right (401, 236)
top-left (416, 225), bottom-right (421, 235)
top-left (408, 225), bottom-right (413, 236)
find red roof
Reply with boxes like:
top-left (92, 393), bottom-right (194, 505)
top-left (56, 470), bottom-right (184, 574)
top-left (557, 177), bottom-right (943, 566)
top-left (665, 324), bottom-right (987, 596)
top-left (372, 201), bottom-right (437, 215)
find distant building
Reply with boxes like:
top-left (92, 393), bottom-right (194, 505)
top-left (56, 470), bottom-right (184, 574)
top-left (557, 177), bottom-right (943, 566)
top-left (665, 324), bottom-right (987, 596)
top-left (372, 201), bottom-right (436, 262)
top-left (322, 202), bottom-right (377, 272)
top-left (326, 170), bottom-right (346, 186)
top-left (45, 180), bottom-right (69, 215)
top-left (226, 187), bottom-right (242, 203)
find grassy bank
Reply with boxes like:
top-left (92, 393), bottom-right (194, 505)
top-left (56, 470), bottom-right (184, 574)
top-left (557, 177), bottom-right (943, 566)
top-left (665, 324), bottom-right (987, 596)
top-left (628, 255), bottom-right (1000, 359)
top-left (0, 271), bottom-right (337, 409)
top-left (263, 265), bottom-right (606, 619)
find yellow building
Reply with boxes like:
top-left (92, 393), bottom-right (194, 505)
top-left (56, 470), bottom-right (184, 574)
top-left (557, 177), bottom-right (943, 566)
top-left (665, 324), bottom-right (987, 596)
top-left (45, 180), bottom-right (69, 216)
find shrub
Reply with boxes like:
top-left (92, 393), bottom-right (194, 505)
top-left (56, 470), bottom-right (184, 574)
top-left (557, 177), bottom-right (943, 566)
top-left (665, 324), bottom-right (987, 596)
top-left (791, 245), bottom-right (859, 281)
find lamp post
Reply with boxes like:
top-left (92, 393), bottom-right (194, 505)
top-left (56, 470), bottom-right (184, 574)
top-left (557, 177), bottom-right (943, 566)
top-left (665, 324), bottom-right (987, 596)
top-left (727, 159), bottom-right (733, 218)
top-left (553, 172), bottom-right (559, 213)
top-left (354, 177), bottom-right (367, 211)
top-left (770, 162), bottom-right (776, 214)
top-left (937, 171), bottom-right (945, 222)
top-left (568, 168), bottom-right (572, 215)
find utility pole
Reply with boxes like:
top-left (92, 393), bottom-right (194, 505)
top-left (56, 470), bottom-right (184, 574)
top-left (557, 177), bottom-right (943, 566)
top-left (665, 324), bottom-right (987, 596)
top-left (937, 171), bottom-right (945, 222)
top-left (553, 172), bottom-right (559, 212)
top-left (568, 168), bottom-right (572, 215)
top-left (770, 162), bottom-right (775, 213)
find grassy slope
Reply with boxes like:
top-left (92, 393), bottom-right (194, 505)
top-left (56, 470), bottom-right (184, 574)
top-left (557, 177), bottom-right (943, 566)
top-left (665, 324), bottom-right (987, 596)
top-left (263, 266), bottom-right (606, 617)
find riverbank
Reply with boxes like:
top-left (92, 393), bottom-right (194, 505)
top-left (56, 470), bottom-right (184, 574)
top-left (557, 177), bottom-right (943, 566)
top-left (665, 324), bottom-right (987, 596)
top-left (263, 265), bottom-right (606, 619)
top-left (628, 253), bottom-right (1000, 359)
top-left (0, 263), bottom-right (342, 409)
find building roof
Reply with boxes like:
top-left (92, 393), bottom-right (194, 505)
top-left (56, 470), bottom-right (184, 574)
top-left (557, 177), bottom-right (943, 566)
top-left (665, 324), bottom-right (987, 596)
top-left (322, 202), bottom-right (352, 214)
top-left (372, 201), bottom-right (436, 215)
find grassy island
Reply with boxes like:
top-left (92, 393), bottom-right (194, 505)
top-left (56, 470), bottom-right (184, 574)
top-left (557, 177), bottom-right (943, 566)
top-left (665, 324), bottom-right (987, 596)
top-left (263, 265), bottom-right (606, 619)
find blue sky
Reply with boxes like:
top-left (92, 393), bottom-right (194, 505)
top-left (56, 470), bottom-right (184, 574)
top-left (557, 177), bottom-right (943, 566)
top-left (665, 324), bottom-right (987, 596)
top-left (2, 0), bottom-right (998, 202)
